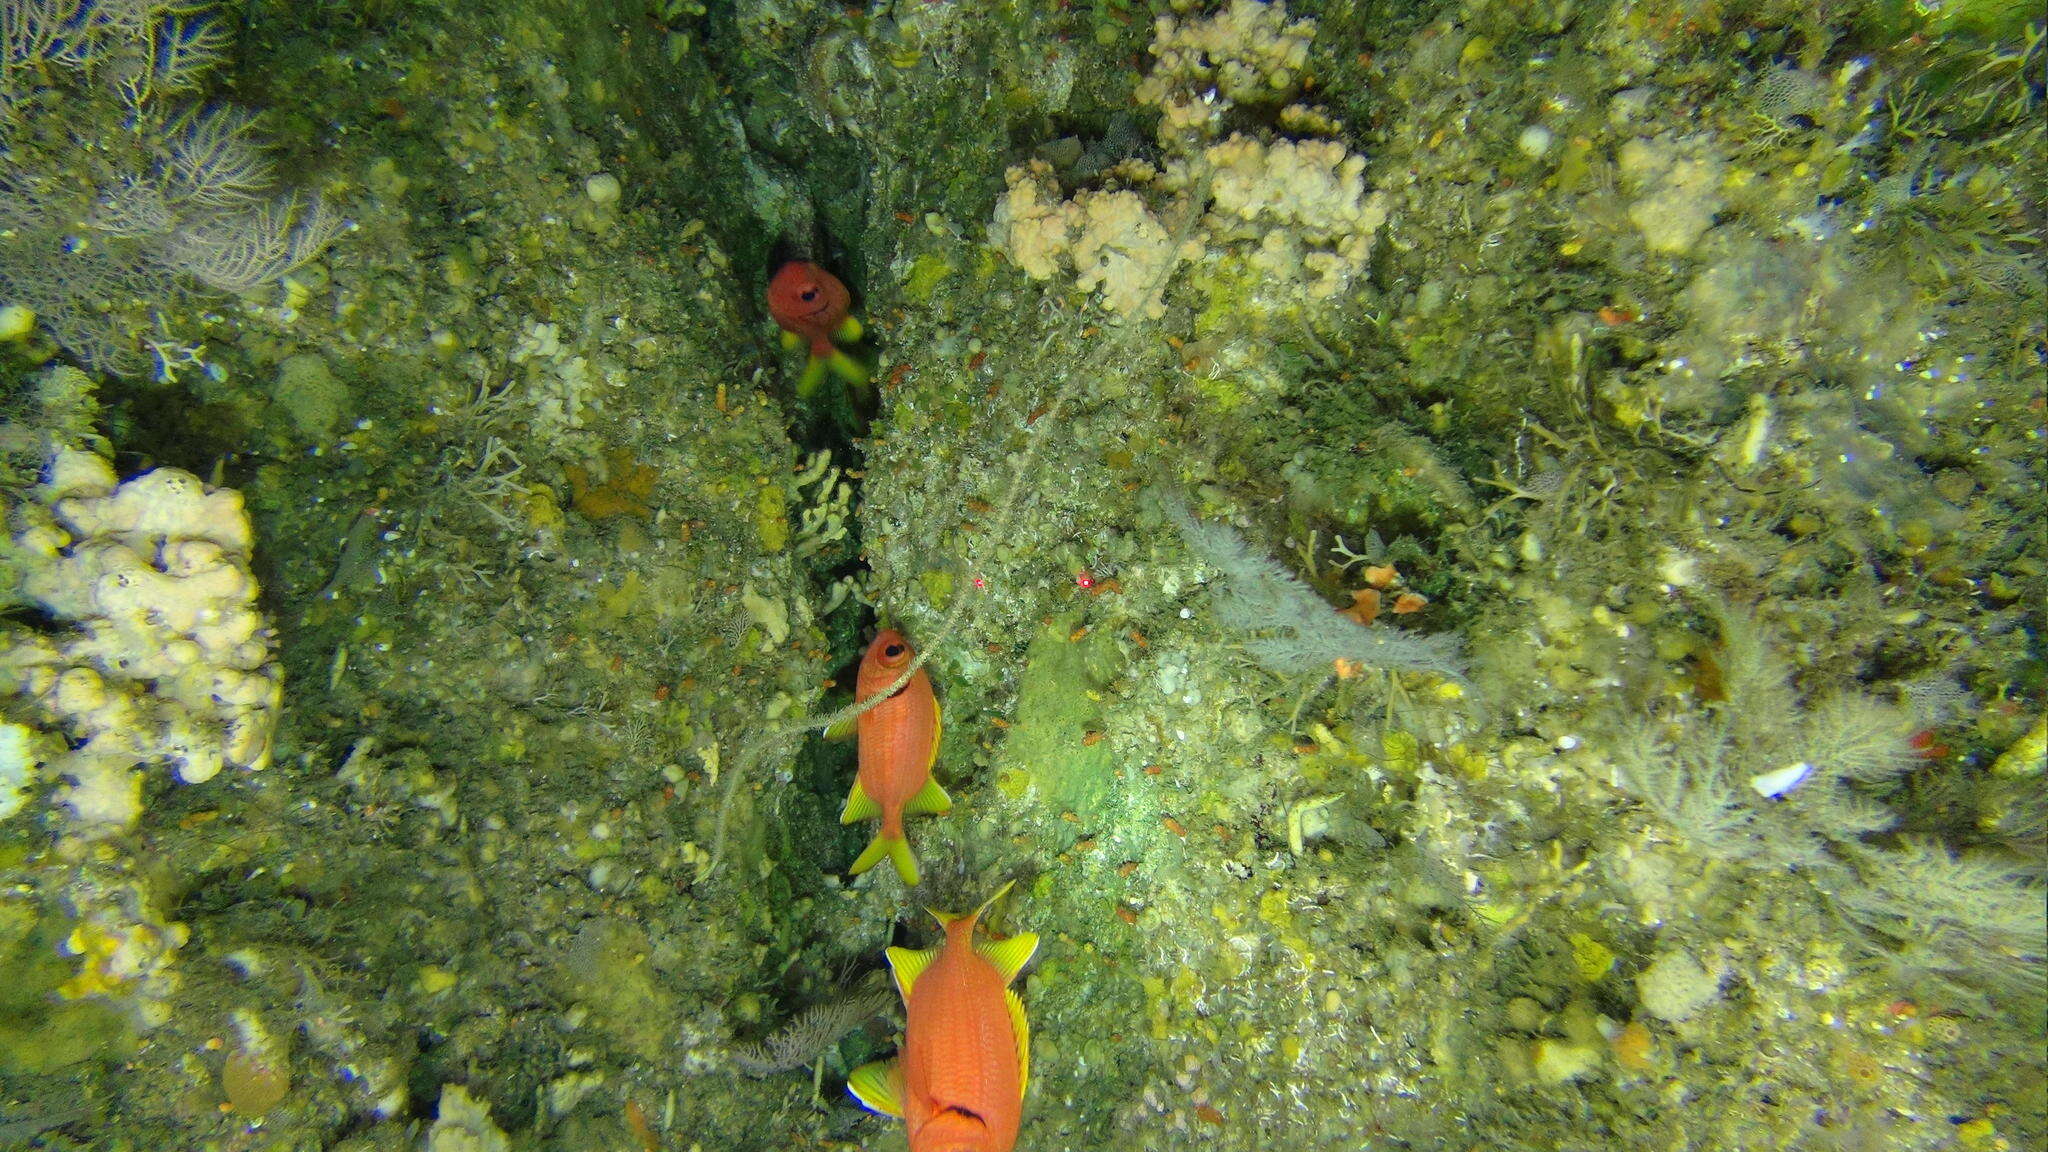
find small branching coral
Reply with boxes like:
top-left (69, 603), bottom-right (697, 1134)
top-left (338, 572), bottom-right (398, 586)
top-left (1609, 605), bottom-right (2045, 1006)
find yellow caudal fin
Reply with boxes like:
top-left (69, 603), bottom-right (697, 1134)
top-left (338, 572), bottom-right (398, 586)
top-left (839, 781), bottom-right (879, 825)
top-left (847, 1058), bottom-right (903, 1118)
top-left (931, 878), bottom-right (1016, 929)
top-left (903, 775), bottom-right (952, 817)
top-left (885, 943), bottom-right (939, 1001)
top-left (850, 832), bottom-right (920, 886)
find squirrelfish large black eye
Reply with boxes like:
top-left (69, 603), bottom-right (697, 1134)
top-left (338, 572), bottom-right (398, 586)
top-left (885, 644), bottom-right (905, 659)
top-left (800, 287), bottom-right (818, 301)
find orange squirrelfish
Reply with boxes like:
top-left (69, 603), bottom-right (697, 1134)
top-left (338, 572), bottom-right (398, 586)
top-left (839, 629), bottom-right (950, 886)
top-left (849, 882), bottom-right (1037, 1152)
top-left (766, 260), bottom-right (869, 398)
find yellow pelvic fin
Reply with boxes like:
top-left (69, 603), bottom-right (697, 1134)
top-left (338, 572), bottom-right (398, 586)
top-left (975, 929), bottom-right (1039, 986)
top-left (795, 355), bottom-right (830, 398)
top-left (824, 348), bottom-right (870, 385)
top-left (1005, 985), bottom-right (1032, 1094)
top-left (833, 313), bottom-right (863, 344)
top-left (850, 832), bottom-right (920, 886)
top-left (839, 780), bottom-right (879, 825)
top-left (847, 1057), bottom-right (904, 1118)
top-left (903, 775), bottom-right (952, 817)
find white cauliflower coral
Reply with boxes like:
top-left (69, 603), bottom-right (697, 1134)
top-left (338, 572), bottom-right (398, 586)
top-left (1137, 0), bottom-right (1318, 141)
top-left (2, 448), bottom-right (281, 830)
top-left (989, 160), bottom-right (1073, 281)
top-left (1065, 188), bottom-right (1180, 321)
top-left (993, 161), bottom-right (1183, 321)
top-left (1195, 135), bottom-right (1385, 301)
top-left (990, 2), bottom-right (1384, 324)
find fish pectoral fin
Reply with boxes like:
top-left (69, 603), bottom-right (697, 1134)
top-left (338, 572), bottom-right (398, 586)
top-left (903, 775), bottom-right (952, 816)
top-left (976, 929), bottom-right (1039, 985)
top-left (1005, 986), bottom-right (1032, 1096)
top-left (822, 712), bottom-right (858, 742)
top-left (839, 782), bottom-right (880, 825)
top-left (779, 329), bottom-right (805, 352)
top-left (884, 944), bottom-right (939, 1001)
top-left (833, 314), bottom-right (863, 344)
top-left (846, 1058), bottom-right (904, 1118)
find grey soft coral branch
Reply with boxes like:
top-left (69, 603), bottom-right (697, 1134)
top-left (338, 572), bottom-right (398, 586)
top-left (1164, 494), bottom-right (1467, 682)
top-left (731, 985), bottom-right (894, 1077)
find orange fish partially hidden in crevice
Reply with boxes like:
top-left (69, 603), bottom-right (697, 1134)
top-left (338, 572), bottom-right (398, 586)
top-left (849, 882), bottom-right (1037, 1152)
top-left (838, 629), bottom-right (950, 886)
top-left (767, 260), bottom-right (869, 398)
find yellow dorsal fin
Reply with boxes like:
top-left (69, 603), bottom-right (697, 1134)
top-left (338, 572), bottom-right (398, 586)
top-left (839, 780), bottom-right (879, 825)
top-left (846, 1057), bottom-right (903, 1118)
top-left (885, 944), bottom-right (938, 1001)
top-left (1005, 986), bottom-right (1031, 1095)
top-left (903, 775), bottom-right (952, 816)
top-left (975, 929), bottom-right (1039, 986)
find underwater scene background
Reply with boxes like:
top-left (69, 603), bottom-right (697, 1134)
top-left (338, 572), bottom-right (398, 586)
top-left (0, 0), bottom-right (2042, 1148)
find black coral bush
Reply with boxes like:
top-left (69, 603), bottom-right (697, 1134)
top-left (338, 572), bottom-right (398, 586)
top-left (0, 0), bottom-right (344, 373)
top-left (1611, 606), bottom-right (2045, 1004)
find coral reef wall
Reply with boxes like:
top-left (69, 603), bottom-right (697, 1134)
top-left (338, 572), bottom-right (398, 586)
top-left (0, 1), bottom-right (2041, 1150)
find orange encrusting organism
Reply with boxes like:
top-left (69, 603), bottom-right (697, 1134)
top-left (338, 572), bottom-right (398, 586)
top-left (839, 629), bottom-right (950, 886)
top-left (848, 883), bottom-right (1037, 1152)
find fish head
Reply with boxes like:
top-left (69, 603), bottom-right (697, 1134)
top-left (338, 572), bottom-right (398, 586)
top-left (767, 260), bottom-right (849, 335)
top-left (857, 628), bottom-right (917, 694)
top-left (855, 628), bottom-right (921, 703)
